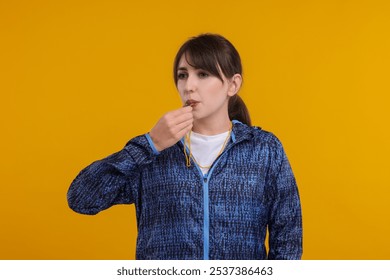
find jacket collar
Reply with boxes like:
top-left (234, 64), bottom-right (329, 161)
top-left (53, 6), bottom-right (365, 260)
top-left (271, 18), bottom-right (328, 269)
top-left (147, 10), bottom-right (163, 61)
top-left (230, 119), bottom-right (255, 143)
top-left (179, 119), bottom-right (256, 147)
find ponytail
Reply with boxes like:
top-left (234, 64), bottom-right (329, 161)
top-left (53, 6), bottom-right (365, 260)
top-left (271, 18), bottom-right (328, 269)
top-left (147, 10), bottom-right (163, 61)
top-left (228, 95), bottom-right (251, 126)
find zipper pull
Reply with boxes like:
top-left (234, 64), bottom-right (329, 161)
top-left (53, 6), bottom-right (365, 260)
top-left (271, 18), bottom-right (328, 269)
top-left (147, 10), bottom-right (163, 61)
top-left (203, 177), bottom-right (208, 183)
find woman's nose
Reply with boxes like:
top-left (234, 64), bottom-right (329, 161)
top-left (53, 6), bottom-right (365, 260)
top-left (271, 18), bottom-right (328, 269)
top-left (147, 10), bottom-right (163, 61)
top-left (184, 74), bottom-right (197, 93)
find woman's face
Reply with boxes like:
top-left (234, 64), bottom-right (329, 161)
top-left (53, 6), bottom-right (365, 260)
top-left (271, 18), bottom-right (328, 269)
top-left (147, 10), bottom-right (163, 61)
top-left (176, 54), bottom-right (235, 121)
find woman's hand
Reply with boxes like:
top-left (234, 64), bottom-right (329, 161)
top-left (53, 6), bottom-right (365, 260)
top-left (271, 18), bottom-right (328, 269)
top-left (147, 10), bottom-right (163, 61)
top-left (149, 106), bottom-right (193, 152)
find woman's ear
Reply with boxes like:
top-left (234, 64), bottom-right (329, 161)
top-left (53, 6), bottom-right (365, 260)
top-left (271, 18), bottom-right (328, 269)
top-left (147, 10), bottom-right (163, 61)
top-left (227, 74), bottom-right (242, 97)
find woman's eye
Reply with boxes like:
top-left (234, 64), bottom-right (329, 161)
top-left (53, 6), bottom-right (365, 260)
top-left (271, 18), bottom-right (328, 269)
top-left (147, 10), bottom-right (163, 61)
top-left (198, 72), bottom-right (209, 78)
top-left (177, 73), bottom-right (187, 79)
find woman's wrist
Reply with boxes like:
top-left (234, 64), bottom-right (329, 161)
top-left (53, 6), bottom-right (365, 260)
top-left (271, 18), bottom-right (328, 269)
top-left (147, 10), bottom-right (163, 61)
top-left (145, 133), bottom-right (162, 154)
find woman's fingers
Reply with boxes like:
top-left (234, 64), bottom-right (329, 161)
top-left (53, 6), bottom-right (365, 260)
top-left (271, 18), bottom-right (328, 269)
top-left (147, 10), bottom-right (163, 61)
top-left (149, 105), bottom-right (194, 152)
top-left (173, 118), bottom-right (193, 136)
top-left (169, 105), bottom-right (193, 119)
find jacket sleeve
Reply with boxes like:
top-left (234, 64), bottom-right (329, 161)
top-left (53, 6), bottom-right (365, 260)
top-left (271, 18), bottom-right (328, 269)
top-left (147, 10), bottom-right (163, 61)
top-left (267, 135), bottom-right (303, 260)
top-left (67, 133), bottom-right (160, 215)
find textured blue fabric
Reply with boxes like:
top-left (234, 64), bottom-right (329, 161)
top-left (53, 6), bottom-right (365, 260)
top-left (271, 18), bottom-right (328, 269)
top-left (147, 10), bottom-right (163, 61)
top-left (67, 121), bottom-right (303, 260)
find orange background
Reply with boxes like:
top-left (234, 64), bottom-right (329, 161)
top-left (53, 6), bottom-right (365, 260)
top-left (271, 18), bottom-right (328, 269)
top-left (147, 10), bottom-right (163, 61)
top-left (1, 0), bottom-right (389, 259)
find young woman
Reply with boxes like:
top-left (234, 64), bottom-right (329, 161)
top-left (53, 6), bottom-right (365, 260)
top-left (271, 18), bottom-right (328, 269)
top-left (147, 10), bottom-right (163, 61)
top-left (67, 33), bottom-right (303, 260)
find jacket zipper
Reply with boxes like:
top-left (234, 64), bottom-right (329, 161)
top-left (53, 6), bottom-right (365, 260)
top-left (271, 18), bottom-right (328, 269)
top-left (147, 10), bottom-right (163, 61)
top-left (193, 151), bottom-right (230, 260)
top-left (202, 174), bottom-right (209, 260)
top-left (180, 130), bottom-right (244, 260)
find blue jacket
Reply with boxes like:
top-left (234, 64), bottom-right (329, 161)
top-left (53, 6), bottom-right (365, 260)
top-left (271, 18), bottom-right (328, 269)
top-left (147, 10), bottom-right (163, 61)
top-left (67, 120), bottom-right (302, 260)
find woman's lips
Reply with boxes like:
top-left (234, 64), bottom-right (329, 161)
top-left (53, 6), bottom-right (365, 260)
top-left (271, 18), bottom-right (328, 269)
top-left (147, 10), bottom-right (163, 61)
top-left (185, 100), bottom-right (200, 107)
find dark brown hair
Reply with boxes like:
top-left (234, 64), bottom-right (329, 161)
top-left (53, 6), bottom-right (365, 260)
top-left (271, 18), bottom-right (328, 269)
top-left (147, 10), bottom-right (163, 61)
top-left (173, 33), bottom-right (251, 126)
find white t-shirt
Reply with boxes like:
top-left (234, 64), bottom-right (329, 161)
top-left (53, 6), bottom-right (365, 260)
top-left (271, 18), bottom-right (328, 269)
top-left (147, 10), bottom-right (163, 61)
top-left (189, 130), bottom-right (230, 175)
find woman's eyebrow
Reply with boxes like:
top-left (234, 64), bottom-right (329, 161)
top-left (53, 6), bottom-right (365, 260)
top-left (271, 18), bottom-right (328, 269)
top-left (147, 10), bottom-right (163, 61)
top-left (178, 67), bottom-right (188, 71)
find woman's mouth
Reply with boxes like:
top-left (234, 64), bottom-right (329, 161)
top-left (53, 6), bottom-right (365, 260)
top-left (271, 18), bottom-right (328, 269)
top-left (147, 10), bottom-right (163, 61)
top-left (185, 100), bottom-right (200, 107)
